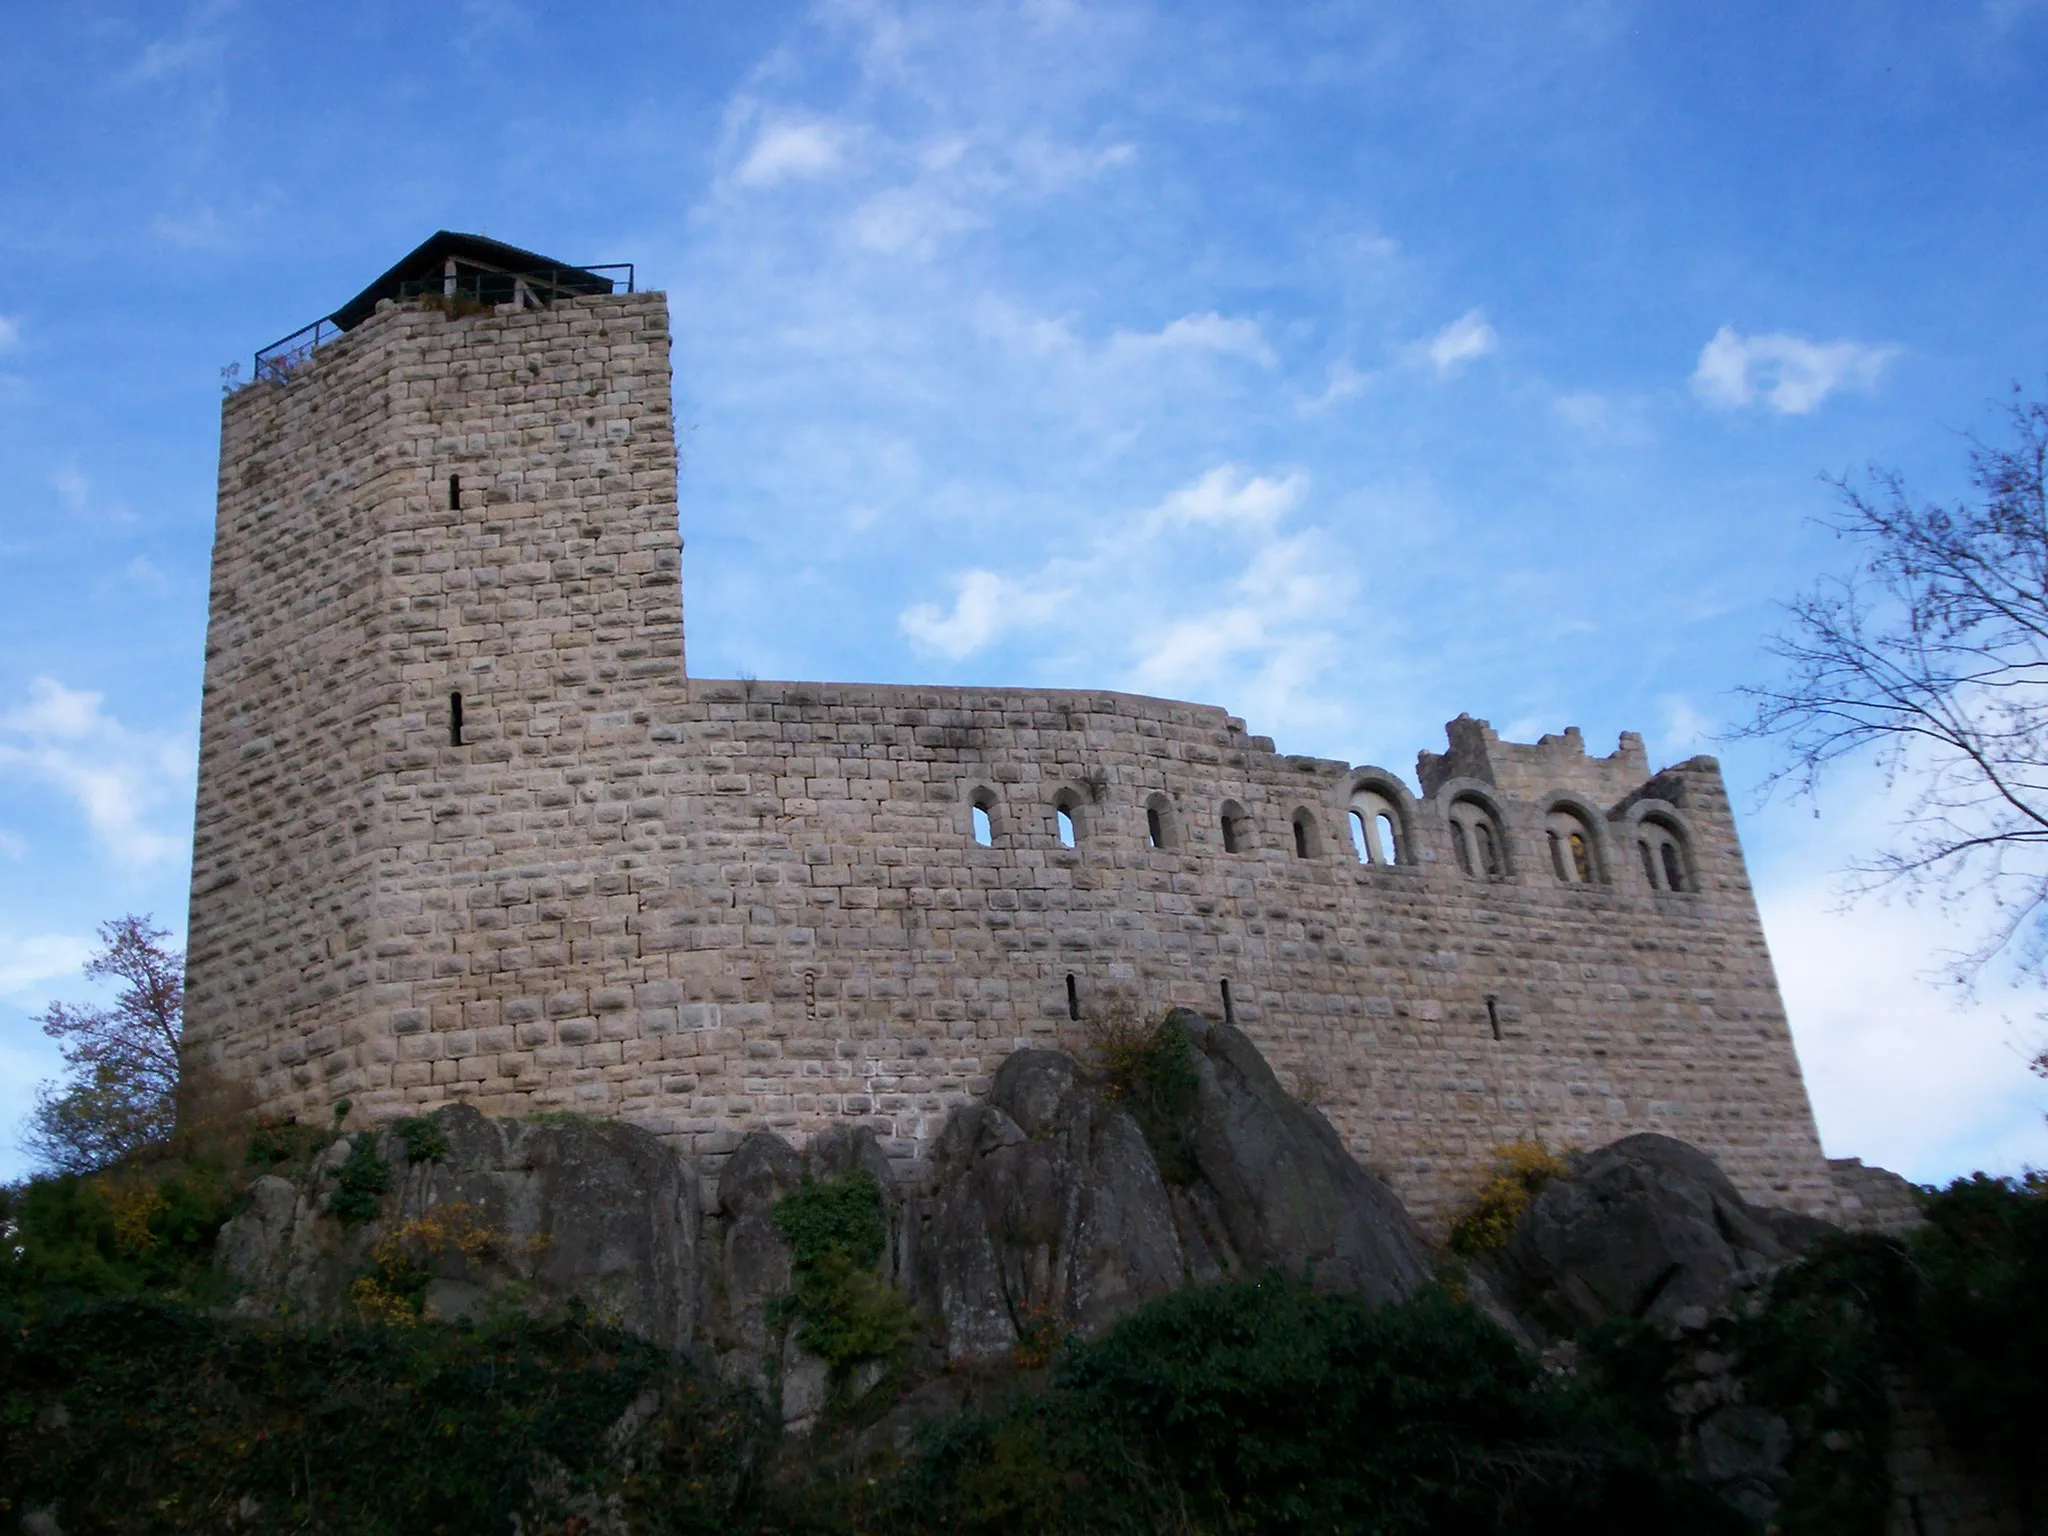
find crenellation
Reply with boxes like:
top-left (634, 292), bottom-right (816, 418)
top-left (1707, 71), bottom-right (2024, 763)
top-left (184, 246), bottom-right (1840, 1233)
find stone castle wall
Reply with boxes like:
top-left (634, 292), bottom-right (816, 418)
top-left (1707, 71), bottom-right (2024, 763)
top-left (185, 290), bottom-right (1839, 1228)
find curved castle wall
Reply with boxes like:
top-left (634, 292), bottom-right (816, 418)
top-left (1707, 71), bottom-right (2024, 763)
top-left (183, 288), bottom-right (1838, 1227)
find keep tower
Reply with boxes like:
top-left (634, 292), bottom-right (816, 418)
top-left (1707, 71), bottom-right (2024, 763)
top-left (184, 234), bottom-right (684, 1118)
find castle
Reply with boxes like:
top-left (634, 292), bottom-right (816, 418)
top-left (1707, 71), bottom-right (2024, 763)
top-left (182, 233), bottom-right (1838, 1226)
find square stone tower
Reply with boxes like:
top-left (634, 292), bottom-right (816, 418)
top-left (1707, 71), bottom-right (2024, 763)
top-left (183, 234), bottom-right (685, 1120)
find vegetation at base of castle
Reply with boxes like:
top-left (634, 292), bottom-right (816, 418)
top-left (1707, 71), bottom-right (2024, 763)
top-left (1087, 998), bottom-right (1201, 1184)
top-left (21, 916), bottom-right (184, 1176)
top-left (325, 1134), bottom-right (394, 1226)
top-left (771, 1170), bottom-right (914, 1376)
top-left (1580, 1169), bottom-right (2047, 1536)
top-left (0, 1299), bottom-right (769, 1536)
top-left (884, 1280), bottom-right (1744, 1536)
top-left (1447, 1140), bottom-right (1570, 1257)
top-left (4, 1105), bottom-right (2042, 1532)
top-left (348, 1201), bottom-right (516, 1327)
top-left (392, 1112), bottom-right (452, 1164)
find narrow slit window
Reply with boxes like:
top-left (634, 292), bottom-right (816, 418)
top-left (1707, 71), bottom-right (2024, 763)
top-left (1223, 814), bottom-right (1240, 854)
top-left (1147, 805), bottom-right (1165, 848)
top-left (1475, 821), bottom-right (1501, 877)
top-left (1376, 813), bottom-right (1399, 864)
top-left (1057, 807), bottom-right (1077, 848)
top-left (449, 691), bottom-right (464, 746)
top-left (448, 473), bottom-right (460, 511)
top-left (972, 802), bottom-right (993, 847)
top-left (1066, 972), bottom-right (1080, 1022)
top-left (1662, 841), bottom-right (1684, 892)
top-left (1486, 994), bottom-right (1501, 1042)
top-left (1570, 833), bottom-right (1592, 884)
top-left (1221, 978), bottom-right (1235, 1025)
top-left (1293, 815), bottom-right (1311, 859)
top-left (1350, 809), bottom-right (1370, 863)
top-left (1640, 839), bottom-right (1659, 887)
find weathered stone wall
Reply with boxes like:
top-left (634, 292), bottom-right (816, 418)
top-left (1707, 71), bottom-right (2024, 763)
top-left (186, 290), bottom-right (1838, 1230)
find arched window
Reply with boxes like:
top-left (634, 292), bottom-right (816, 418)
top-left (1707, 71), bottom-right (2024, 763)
top-left (1053, 789), bottom-right (1082, 849)
top-left (1637, 816), bottom-right (1691, 892)
top-left (1291, 809), bottom-right (1321, 859)
top-left (1448, 796), bottom-right (1506, 880)
top-left (1543, 807), bottom-right (1599, 884)
top-left (971, 791), bottom-right (996, 847)
top-left (1220, 800), bottom-right (1249, 854)
top-left (1349, 786), bottom-right (1404, 865)
top-left (1145, 793), bottom-right (1177, 850)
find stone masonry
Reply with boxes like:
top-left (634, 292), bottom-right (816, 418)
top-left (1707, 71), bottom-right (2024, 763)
top-left (183, 275), bottom-right (1840, 1229)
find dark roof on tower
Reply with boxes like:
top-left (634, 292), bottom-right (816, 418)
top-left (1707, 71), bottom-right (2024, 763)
top-left (328, 231), bottom-right (620, 330)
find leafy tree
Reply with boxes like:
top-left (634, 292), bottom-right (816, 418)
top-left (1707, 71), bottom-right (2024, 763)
top-left (21, 915), bottom-right (183, 1174)
top-left (1739, 390), bottom-right (2048, 1008)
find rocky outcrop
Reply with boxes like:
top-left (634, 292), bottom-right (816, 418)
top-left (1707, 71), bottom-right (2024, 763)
top-left (1173, 1009), bottom-right (1431, 1301)
top-left (917, 1049), bottom-right (1187, 1360)
top-left (912, 1013), bottom-right (1431, 1360)
top-left (1501, 1132), bottom-right (1819, 1334)
top-left (217, 1106), bottom-right (698, 1348)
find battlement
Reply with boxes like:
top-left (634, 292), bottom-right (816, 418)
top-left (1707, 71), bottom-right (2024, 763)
top-left (183, 241), bottom-right (1837, 1229)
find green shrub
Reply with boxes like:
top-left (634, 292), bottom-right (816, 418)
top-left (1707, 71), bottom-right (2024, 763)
top-left (1447, 1141), bottom-right (1568, 1257)
top-left (245, 1120), bottom-right (334, 1173)
top-left (392, 1114), bottom-right (451, 1164)
top-left (1906, 1170), bottom-right (2048, 1501)
top-left (325, 1136), bottom-right (392, 1227)
top-left (0, 1167), bottom-right (238, 1308)
top-left (896, 1280), bottom-right (1742, 1536)
top-left (1090, 1004), bottom-right (1200, 1184)
top-left (772, 1170), bottom-right (913, 1377)
top-left (0, 1299), bottom-right (769, 1535)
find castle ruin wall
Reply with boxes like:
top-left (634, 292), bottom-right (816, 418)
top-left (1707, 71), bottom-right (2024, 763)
top-left (183, 287), bottom-right (1839, 1230)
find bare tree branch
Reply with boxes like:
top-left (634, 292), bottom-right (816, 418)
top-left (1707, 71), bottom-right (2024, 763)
top-left (1736, 390), bottom-right (2048, 989)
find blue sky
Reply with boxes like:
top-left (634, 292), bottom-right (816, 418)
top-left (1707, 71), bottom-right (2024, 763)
top-left (4, 0), bottom-right (2047, 1185)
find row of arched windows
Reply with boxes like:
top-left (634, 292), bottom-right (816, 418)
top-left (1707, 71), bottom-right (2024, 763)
top-left (965, 784), bottom-right (1694, 891)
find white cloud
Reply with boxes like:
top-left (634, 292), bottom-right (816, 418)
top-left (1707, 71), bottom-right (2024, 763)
top-left (1418, 308), bottom-right (1498, 377)
top-left (117, 0), bottom-right (238, 86)
top-left (123, 555), bottom-right (170, 592)
top-left (847, 186), bottom-right (982, 258)
top-left (900, 568), bottom-right (1068, 658)
top-left (0, 678), bottom-right (193, 866)
top-left (0, 932), bottom-right (93, 1002)
top-left (736, 120), bottom-right (850, 187)
top-left (51, 466), bottom-right (132, 524)
top-left (151, 204), bottom-right (227, 249)
top-left (1300, 358), bottom-right (1370, 413)
top-left (1766, 875), bottom-right (2048, 1181)
top-left (1691, 326), bottom-right (1895, 415)
top-left (1146, 465), bottom-right (1305, 532)
top-left (1657, 693), bottom-right (1714, 756)
top-left (1106, 312), bottom-right (1276, 369)
top-left (895, 463), bottom-right (1356, 733)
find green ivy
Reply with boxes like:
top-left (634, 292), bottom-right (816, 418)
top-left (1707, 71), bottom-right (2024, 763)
top-left (392, 1114), bottom-right (451, 1165)
top-left (1102, 1016), bottom-right (1201, 1185)
top-left (325, 1136), bottom-right (392, 1227)
top-left (772, 1170), bottom-right (913, 1376)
